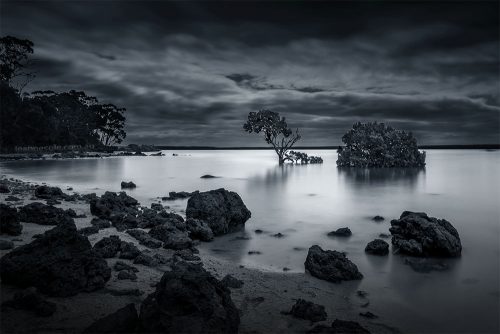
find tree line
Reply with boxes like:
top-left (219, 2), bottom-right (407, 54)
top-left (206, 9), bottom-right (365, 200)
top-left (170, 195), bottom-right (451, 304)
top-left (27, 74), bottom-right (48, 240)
top-left (0, 36), bottom-right (126, 151)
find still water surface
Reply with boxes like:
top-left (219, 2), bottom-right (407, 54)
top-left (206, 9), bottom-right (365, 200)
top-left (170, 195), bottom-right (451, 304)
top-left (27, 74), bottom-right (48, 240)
top-left (1, 149), bottom-right (499, 333)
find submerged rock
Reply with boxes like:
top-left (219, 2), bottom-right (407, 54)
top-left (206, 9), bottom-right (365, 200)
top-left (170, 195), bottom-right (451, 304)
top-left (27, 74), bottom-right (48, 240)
top-left (365, 239), bottom-right (389, 255)
top-left (0, 204), bottom-right (22, 236)
top-left (2, 287), bottom-right (56, 317)
top-left (327, 227), bottom-right (352, 237)
top-left (372, 215), bottom-right (385, 222)
top-left (186, 188), bottom-right (251, 236)
top-left (0, 222), bottom-right (111, 296)
top-left (200, 174), bottom-right (218, 178)
top-left (308, 319), bottom-right (371, 334)
top-left (121, 181), bottom-right (136, 189)
top-left (288, 299), bottom-right (327, 322)
top-left (404, 258), bottom-right (449, 273)
top-left (390, 211), bottom-right (462, 257)
top-left (84, 303), bottom-right (139, 333)
top-left (139, 261), bottom-right (240, 333)
top-left (304, 245), bottom-right (363, 283)
top-left (18, 202), bottom-right (74, 225)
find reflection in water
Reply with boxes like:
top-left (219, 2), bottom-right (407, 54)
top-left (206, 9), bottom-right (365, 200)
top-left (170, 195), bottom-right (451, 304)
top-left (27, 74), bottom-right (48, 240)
top-left (338, 167), bottom-right (425, 188)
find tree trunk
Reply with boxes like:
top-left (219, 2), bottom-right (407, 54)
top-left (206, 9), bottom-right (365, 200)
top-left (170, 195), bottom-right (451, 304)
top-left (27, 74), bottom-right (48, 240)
top-left (278, 155), bottom-right (285, 165)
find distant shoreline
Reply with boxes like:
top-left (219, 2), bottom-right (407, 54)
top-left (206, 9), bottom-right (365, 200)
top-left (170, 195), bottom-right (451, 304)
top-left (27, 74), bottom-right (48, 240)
top-left (153, 144), bottom-right (500, 150)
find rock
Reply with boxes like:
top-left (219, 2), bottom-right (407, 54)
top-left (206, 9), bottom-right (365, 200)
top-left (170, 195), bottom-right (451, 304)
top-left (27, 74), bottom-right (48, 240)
top-left (0, 239), bottom-right (15, 250)
top-left (308, 319), bottom-right (371, 334)
top-left (359, 311), bottom-right (378, 319)
top-left (0, 183), bottom-right (10, 193)
top-left (378, 233), bottom-right (390, 238)
top-left (139, 261), bottom-right (240, 333)
top-left (404, 258), bottom-right (449, 273)
top-left (2, 287), bottom-right (56, 317)
top-left (90, 218), bottom-right (111, 229)
top-left (390, 211), bottom-right (462, 257)
top-left (186, 188), bottom-right (251, 236)
top-left (248, 251), bottom-right (261, 255)
top-left (0, 204), bottom-right (22, 235)
top-left (174, 249), bottom-right (201, 262)
top-left (117, 270), bottom-right (137, 280)
top-left (78, 226), bottom-right (100, 236)
top-left (365, 239), bottom-right (389, 255)
top-left (254, 229), bottom-right (263, 234)
top-left (114, 261), bottom-right (139, 272)
top-left (46, 199), bottom-right (62, 205)
top-left (272, 232), bottom-right (285, 238)
top-left (0, 222), bottom-right (111, 296)
top-left (158, 210), bottom-right (184, 222)
top-left (163, 191), bottom-right (200, 200)
top-left (5, 195), bottom-right (21, 201)
top-left (121, 181), bottom-right (136, 189)
top-left (18, 202), bottom-right (74, 225)
top-left (113, 214), bottom-right (139, 232)
top-left (185, 218), bottom-right (214, 241)
top-left (90, 191), bottom-right (139, 221)
top-left (149, 224), bottom-right (192, 250)
top-left (83, 303), bottom-right (139, 333)
top-left (106, 288), bottom-right (144, 296)
top-left (304, 245), bottom-right (363, 283)
top-left (288, 299), bottom-right (327, 322)
top-left (221, 274), bottom-right (244, 289)
top-left (150, 152), bottom-right (164, 156)
top-left (119, 241), bottom-right (141, 259)
top-left (372, 215), bottom-right (385, 222)
top-left (34, 185), bottom-right (64, 199)
top-left (93, 236), bottom-right (122, 258)
top-left (150, 203), bottom-right (163, 210)
top-left (200, 174), bottom-right (218, 178)
top-left (133, 252), bottom-right (159, 267)
top-left (327, 227), bottom-right (352, 237)
top-left (127, 229), bottom-right (162, 248)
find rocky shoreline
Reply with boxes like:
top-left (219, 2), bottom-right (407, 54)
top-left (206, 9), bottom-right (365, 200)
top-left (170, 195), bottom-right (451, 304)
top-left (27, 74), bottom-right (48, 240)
top-left (1, 176), bottom-right (462, 333)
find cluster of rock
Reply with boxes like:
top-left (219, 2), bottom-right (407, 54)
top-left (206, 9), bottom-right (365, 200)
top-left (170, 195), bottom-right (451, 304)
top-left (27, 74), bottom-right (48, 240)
top-left (162, 190), bottom-right (199, 200)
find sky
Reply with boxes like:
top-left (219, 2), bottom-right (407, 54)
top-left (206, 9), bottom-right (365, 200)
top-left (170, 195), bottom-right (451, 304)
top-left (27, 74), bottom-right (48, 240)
top-left (2, 1), bottom-right (499, 146)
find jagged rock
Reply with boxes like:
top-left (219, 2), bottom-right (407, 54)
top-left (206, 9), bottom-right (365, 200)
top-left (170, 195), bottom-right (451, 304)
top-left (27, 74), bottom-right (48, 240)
top-left (150, 203), bottom-right (163, 210)
top-left (119, 241), bottom-right (141, 259)
top-left (365, 239), bottom-right (389, 255)
top-left (162, 191), bottom-right (199, 200)
top-left (113, 214), bottom-right (139, 232)
top-left (390, 211), bottom-right (462, 257)
top-left (34, 185), bottom-right (64, 199)
top-left (90, 218), bottom-right (111, 229)
top-left (288, 299), bottom-right (327, 322)
top-left (78, 226), bottom-right (100, 236)
top-left (114, 261), bottom-right (139, 272)
top-left (133, 252), bottom-right (159, 267)
top-left (221, 274), bottom-right (244, 289)
top-left (359, 311), bottom-right (378, 319)
top-left (121, 181), bottom-right (136, 189)
top-left (174, 249), bottom-right (201, 262)
top-left (18, 202), bottom-right (74, 225)
top-left (2, 287), bottom-right (56, 317)
top-left (149, 224), bottom-right (192, 250)
top-left (117, 270), bottom-right (137, 280)
top-left (158, 210), bottom-right (184, 222)
top-left (90, 191), bottom-right (139, 221)
top-left (93, 236), bottom-right (122, 258)
top-left (308, 319), bottom-right (371, 334)
top-left (185, 218), bottom-right (214, 241)
top-left (304, 245), bottom-right (363, 283)
top-left (0, 239), bottom-right (14, 250)
top-left (186, 188), bottom-right (251, 236)
top-left (83, 303), bottom-right (139, 333)
top-left (0, 204), bottom-right (22, 235)
top-left (0, 183), bottom-right (10, 193)
top-left (404, 258), bottom-right (449, 273)
top-left (139, 261), bottom-right (240, 333)
top-left (127, 229), bottom-right (162, 248)
top-left (0, 222), bottom-right (111, 296)
top-left (327, 227), bottom-right (352, 237)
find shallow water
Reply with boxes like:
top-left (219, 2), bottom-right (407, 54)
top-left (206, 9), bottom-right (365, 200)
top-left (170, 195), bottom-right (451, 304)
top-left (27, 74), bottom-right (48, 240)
top-left (2, 149), bottom-right (499, 333)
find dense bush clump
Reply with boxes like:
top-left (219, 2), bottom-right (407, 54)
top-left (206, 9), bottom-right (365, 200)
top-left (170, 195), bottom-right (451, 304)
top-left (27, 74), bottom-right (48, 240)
top-left (287, 151), bottom-right (323, 164)
top-left (336, 122), bottom-right (426, 167)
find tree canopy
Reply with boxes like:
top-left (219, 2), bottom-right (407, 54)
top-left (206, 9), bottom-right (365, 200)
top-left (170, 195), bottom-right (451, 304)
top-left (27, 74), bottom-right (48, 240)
top-left (0, 36), bottom-right (35, 91)
top-left (336, 122), bottom-right (426, 167)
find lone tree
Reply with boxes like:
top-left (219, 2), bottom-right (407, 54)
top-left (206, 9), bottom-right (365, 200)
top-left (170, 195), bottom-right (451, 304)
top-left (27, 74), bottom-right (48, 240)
top-left (0, 36), bottom-right (35, 91)
top-left (336, 122), bottom-right (426, 167)
top-left (243, 109), bottom-right (301, 165)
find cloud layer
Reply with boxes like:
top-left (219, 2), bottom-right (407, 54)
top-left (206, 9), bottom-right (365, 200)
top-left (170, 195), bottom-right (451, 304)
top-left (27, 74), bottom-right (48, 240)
top-left (2, 1), bottom-right (499, 145)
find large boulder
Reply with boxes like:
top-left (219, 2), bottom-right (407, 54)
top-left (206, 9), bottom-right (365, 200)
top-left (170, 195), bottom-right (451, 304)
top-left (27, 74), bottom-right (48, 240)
top-left (34, 185), bottom-right (64, 199)
top-left (0, 222), bottom-right (111, 296)
top-left (186, 188), bottom-right (251, 236)
top-left (18, 202), bottom-right (74, 225)
top-left (90, 191), bottom-right (138, 220)
top-left (0, 204), bottom-right (22, 235)
top-left (304, 245), bottom-right (363, 283)
top-left (389, 211), bottom-right (462, 257)
top-left (84, 303), bottom-right (139, 333)
top-left (139, 261), bottom-right (240, 333)
top-left (149, 224), bottom-right (192, 250)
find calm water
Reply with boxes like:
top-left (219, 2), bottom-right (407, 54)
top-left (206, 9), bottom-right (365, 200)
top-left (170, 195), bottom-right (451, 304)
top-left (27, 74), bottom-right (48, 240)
top-left (2, 149), bottom-right (499, 333)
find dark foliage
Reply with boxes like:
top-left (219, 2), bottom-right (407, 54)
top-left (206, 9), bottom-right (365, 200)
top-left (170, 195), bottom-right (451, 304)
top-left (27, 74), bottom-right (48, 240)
top-left (287, 151), bottom-right (323, 164)
top-left (0, 36), bottom-right (34, 91)
top-left (336, 122), bottom-right (426, 167)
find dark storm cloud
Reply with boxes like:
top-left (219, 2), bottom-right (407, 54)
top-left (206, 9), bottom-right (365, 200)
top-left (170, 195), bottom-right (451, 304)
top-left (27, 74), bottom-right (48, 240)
top-left (1, 0), bottom-right (499, 145)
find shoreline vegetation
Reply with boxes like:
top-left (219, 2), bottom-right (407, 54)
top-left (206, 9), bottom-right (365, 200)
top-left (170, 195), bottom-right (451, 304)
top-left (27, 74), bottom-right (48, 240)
top-left (0, 176), bottom-right (404, 334)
